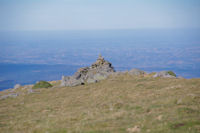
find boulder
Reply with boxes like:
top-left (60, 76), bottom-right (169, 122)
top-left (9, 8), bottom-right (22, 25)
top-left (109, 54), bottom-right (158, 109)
top-left (61, 55), bottom-right (115, 87)
top-left (86, 73), bottom-right (108, 83)
top-left (128, 69), bottom-right (145, 76)
top-left (153, 71), bottom-right (176, 78)
top-left (61, 76), bottom-right (84, 87)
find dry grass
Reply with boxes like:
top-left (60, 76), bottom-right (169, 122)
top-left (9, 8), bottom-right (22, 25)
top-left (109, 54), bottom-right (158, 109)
top-left (0, 74), bottom-right (200, 133)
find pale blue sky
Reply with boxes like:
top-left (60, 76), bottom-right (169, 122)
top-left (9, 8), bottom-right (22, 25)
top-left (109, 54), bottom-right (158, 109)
top-left (0, 0), bottom-right (200, 31)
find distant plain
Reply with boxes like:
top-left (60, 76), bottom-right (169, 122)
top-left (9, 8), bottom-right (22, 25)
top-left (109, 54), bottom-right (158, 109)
top-left (0, 29), bottom-right (200, 90)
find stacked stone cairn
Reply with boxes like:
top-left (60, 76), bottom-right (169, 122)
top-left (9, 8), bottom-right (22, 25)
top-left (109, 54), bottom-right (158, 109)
top-left (61, 55), bottom-right (115, 87)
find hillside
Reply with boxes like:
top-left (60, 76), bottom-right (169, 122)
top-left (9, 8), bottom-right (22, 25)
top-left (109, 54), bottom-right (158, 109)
top-left (0, 74), bottom-right (200, 133)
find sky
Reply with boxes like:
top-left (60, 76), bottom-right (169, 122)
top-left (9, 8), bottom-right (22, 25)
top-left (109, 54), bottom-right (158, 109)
top-left (0, 0), bottom-right (200, 31)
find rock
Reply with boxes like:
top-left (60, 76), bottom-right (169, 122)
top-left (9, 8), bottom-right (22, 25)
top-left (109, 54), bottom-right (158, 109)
top-left (153, 71), bottom-right (176, 78)
top-left (87, 78), bottom-right (97, 84)
top-left (27, 89), bottom-right (40, 94)
top-left (61, 55), bottom-right (115, 87)
top-left (93, 73), bottom-right (108, 81)
top-left (0, 93), bottom-right (18, 100)
top-left (176, 99), bottom-right (183, 105)
top-left (86, 73), bottom-right (107, 83)
top-left (28, 89), bottom-right (34, 94)
top-left (129, 68), bottom-right (145, 76)
top-left (156, 115), bottom-right (163, 121)
top-left (14, 84), bottom-right (21, 89)
top-left (61, 76), bottom-right (84, 87)
top-left (127, 126), bottom-right (141, 133)
top-left (61, 76), bottom-right (66, 86)
top-left (22, 85), bottom-right (33, 90)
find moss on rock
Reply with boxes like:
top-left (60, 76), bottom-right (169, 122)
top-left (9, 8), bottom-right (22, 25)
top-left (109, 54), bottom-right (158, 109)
top-left (32, 81), bottom-right (52, 89)
top-left (167, 71), bottom-right (176, 77)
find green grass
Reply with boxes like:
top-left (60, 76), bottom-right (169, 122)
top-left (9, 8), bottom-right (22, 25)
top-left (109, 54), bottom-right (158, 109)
top-left (167, 71), bottom-right (177, 77)
top-left (32, 81), bottom-right (52, 89)
top-left (0, 74), bottom-right (200, 133)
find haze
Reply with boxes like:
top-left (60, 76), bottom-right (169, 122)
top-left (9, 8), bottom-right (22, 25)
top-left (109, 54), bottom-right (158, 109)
top-left (0, 0), bottom-right (200, 31)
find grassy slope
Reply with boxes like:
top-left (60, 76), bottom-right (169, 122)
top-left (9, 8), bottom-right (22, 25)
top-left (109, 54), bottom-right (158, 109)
top-left (0, 74), bottom-right (200, 133)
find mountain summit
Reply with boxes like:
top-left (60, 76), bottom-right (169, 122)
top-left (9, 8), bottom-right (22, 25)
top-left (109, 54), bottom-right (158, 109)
top-left (0, 55), bottom-right (199, 133)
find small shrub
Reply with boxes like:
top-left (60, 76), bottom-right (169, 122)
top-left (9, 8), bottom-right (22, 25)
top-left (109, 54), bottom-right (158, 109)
top-left (32, 81), bottom-right (52, 89)
top-left (167, 71), bottom-right (176, 77)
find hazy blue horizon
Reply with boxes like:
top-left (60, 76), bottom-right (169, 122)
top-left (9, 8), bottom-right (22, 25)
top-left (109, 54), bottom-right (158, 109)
top-left (0, 29), bottom-right (200, 90)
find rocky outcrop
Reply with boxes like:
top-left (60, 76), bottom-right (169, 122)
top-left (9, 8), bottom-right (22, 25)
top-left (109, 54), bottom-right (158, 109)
top-left (128, 68), bottom-right (145, 76)
top-left (61, 55), bottom-right (115, 87)
top-left (60, 55), bottom-right (178, 87)
top-left (14, 84), bottom-right (21, 89)
top-left (153, 71), bottom-right (176, 78)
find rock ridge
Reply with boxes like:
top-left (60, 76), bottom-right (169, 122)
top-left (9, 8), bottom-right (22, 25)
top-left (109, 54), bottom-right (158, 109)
top-left (61, 55), bottom-right (115, 87)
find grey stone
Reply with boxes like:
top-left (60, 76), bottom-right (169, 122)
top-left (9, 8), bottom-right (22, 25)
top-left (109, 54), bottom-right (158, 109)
top-left (153, 71), bottom-right (176, 78)
top-left (0, 93), bottom-right (18, 100)
top-left (14, 84), bottom-right (21, 89)
top-left (128, 69), bottom-right (145, 76)
top-left (27, 89), bottom-right (40, 94)
top-left (28, 89), bottom-right (34, 94)
top-left (87, 78), bottom-right (97, 83)
top-left (61, 55), bottom-right (115, 87)
top-left (61, 76), bottom-right (84, 87)
top-left (176, 99), bottom-right (183, 105)
top-left (86, 73), bottom-right (108, 83)
top-left (93, 73), bottom-right (108, 81)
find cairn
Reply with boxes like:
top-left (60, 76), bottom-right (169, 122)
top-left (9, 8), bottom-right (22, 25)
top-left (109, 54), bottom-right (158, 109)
top-left (61, 55), bottom-right (115, 87)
